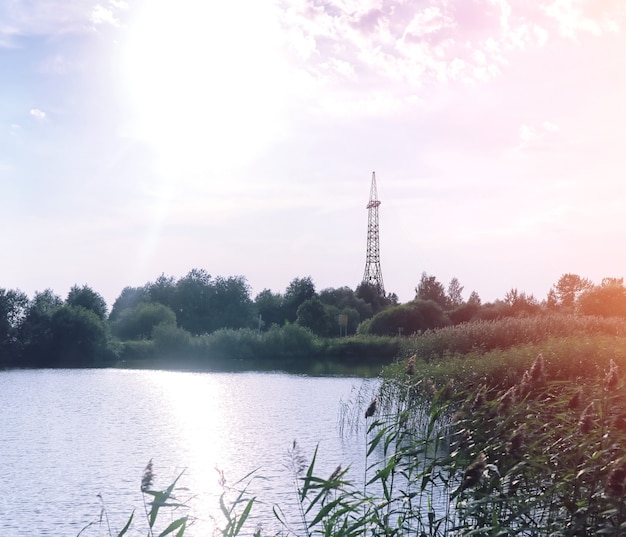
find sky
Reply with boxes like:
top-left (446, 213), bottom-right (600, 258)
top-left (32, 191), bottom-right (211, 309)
top-left (2, 0), bottom-right (626, 309)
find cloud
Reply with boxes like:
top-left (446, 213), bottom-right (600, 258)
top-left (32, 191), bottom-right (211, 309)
top-left (516, 121), bottom-right (560, 151)
top-left (90, 5), bottom-right (120, 27)
top-left (29, 108), bottom-right (46, 120)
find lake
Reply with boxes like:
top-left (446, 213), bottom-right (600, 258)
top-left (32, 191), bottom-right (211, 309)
top-left (0, 369), bottom-right (378, 537)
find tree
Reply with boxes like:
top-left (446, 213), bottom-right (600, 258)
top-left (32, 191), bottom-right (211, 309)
top-left (48, 305), bottom-right (114, 367)
top-left (319, 286), bottom-right (373, 322)
top-left (415, 273), bottom-right (449, 309)
top-left (0, 288), bottom-right (28, 364)
top-left (66, 285), bottom-right (108, 320)
top-left (109, 286), bottom-right (150, 322)
top-left (551, 274), bottom-right (592, 310)
top-left (359, 299), bottom-right (448, 337)
top-left (19, 290), bottom-right (63, 367)
top-left (447, 278), bottom-right (464, 308)
top-left (148, 274), bottom-right (177, 310)
top-left (578, 279), bottom-right (626, 317)
top-left (355, 282), bottom-right (391, 315)
top-left (503, 288), bottom-right (540, 315)
top-left (296, 297), bottom-right (334, 337)
top-left (254, 289), bottom-right (284, 329)
top-left (110, 302), bottom-right (177, 340)
top-left (283, 276), bottom-right (316, 323)
top-left (209, 276), bottom-right (255, 331)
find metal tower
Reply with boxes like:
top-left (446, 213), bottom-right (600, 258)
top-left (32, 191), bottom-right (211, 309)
top-left (362, 171), bottom-right (385, 294)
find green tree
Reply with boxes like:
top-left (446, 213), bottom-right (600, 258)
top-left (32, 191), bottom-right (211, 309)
top-left (283, 276), bottom-right (316, 323)
top-left (504, 288), bottom-right (541, 315)
top-left (148, 274), bottom-right (177, 310)
top-left (415, 273), bottom-right (449, 309)
top-left (0, 288), bottom-right (28, 365)
top-left (296, 297), bottom-right (334, 337)
top-left (254, 289), bottom-right (284, 329)
top-left (359, 299), bottom-right (448, 336)
top-left (109, 286), bottom-right (151, 322)
top-left (355, 281), bottom-right (391, 314)
top-left (209, 276), bottom-right (255, 331)
top-left (19, 290), bottom-right (63, 367)
top-left (111, 302), bottom-right (177, 340)
top-left (447, 277), bottom-right (464, 308)
top-left (48, 305), bottom-right (114, 367)
top-left (578, 278), bottom-right (626, 317)
top-left (66, 284), bottom-right (108, 320)
top-left (319, 286), bottom-right (373, 321)
top-left (551, 273), bottom-right (592, 310)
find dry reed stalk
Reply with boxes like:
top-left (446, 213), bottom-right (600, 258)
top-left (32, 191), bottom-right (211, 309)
top-left (578, 402), bottom-right (596, 434)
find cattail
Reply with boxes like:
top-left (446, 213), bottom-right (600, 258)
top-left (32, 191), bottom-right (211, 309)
top-left (365, 397), bottom-right (377, 418)
top-left (567, 388), bottom-right (582, 410)
top-left (405, 354), bottom-right (416, 376)
top-left (605, 459), bottom-right (626, 497)
top-left (578, 402), bottom-right (596, 434)
top-left (471, 385), bottom-right (486, 409)
top-left (612, 413), bottom-right (626, 431)
top-left (459, 453), bottom-right (487, 492)
top-left (498, 386), bottom-right (517, 414)
top-left (328, 465), bottom-right (342, 483)
top-left (506, 424), bottom-right (526, 455)
top-left (141, 459), bottom-right (154, 493)
top-left (423, 378), bottom-right (436, 398)
top-left (517, 370), bottom-right (532, 399)
top-left (529, 353), bottom-right (546, 384)
top-left (605, 359), bottom-right (619, 391)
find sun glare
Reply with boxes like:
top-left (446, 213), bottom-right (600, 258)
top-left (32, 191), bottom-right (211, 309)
top-left (122, 0), bottom-right (288, 177)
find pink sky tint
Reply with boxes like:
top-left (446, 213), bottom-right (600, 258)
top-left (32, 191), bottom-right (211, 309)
top-left (1, 0), bottom-right (626, 308)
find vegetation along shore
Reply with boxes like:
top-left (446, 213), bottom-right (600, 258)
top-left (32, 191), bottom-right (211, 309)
top-left (5, 269), bottom-right (626, 534)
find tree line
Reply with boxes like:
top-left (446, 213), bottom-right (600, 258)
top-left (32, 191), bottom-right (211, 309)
top-left (1, 269), bottom-right (626, 368)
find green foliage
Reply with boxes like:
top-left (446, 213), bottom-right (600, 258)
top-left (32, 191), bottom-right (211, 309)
top-left (578, 278), bottom-right (626, 317)
top-left (551, 273), bottom-right (593, 310)
top-left (283, 276), bottom-right (317, 323)
top-left (111, 302), bottom-right (177, 340)
top-left (296, 297), bottom-right (335, 337)
top-left (415, 272), bottom-right (449, 309)
top-left (18, 289), bottom-right (63, 365)
top-left (66, 285), bottom-right (108, 320)
top-left (0, 288), bottom-right (28, 365)
top-left (400, 312), bottom-right (626, 361)
top-left (48, 305), bottom-right (117, 367)
top-left (359, 299), bottom-right (449, 336)
top-left (109, 286), bottom-right (150, 322)
top-left (254, 288), bottom-right (284, 328)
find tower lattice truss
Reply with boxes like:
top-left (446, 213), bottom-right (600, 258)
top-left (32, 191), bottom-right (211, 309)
top-left (362, 171), bottom-right (385, 294)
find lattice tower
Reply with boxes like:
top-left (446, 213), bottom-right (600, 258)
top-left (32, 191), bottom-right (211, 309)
top-left (362, 171), bottom-right (385, 294)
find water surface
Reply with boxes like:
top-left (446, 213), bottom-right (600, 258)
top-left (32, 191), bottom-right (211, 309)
top-left (0, 369), bottom-right (376, 536)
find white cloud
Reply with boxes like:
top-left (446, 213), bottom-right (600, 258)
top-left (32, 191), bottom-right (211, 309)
top-left (90, 5), bottom-right (119, 27)
top-left (516, 121), bottom-right (560, 150)
top-left (29, 108), bottom-right (46, 120)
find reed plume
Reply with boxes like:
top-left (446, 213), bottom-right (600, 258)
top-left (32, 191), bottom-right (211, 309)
top-left (578, 402), bottom-right (596, 434)
top-left (405, 354), bottom-right (416, 376)
top-left (141, 459), bottom-right (154, 493)
top-left (605, 459), bottom-right (626, 497)
top-left (529, 353), bottom-right (545, 384)
top-left (452, 452), bottom-right (487, 498)
top-left (605, 359), bottom-right (619, 391)
top-left (567, 388), bottom-right (582, 410)
top-left (365, 397), bottom-right (377, 418)
top-left (506, 423), bottom-right (526, 455)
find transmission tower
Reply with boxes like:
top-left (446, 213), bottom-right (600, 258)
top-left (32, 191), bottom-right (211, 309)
top-left (362, 171), bottom-right (385, 295)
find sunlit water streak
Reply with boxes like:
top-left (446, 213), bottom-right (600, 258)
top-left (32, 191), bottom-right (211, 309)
top-left (0, 369), bottom-right (377, 536)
